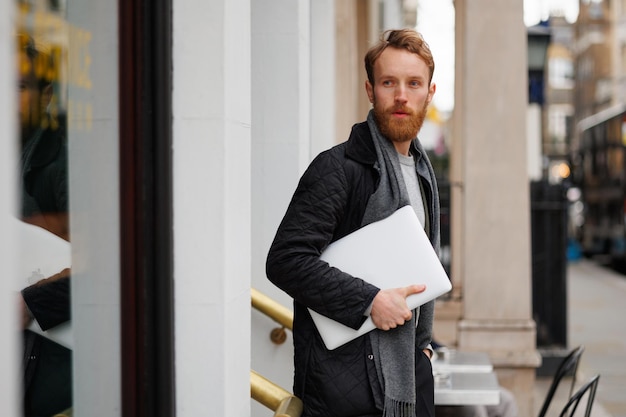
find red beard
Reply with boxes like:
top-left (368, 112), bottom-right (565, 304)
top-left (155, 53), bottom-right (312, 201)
top-left (374, 101), bottom-right (428, 144)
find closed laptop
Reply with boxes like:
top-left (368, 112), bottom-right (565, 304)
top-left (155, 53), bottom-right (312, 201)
top-left (309, 205), bottom-right (451, 350)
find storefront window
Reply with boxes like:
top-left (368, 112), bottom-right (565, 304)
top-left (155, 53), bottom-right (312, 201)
top-left (15, 1), bottom-right (121, 415)
top-left (17, 3), bottom-right (72, 415)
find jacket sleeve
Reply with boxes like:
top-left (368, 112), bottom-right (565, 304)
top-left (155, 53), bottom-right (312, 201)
top-left (22, 268), bottom-right (71, 330)
top-left (266, 151), bottom-right (379, 330)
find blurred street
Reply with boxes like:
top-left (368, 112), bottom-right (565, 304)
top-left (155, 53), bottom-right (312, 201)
top-left (533, 259), bottom-right (626, 417)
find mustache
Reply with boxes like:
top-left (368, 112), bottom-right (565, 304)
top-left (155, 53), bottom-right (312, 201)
top-left (387, 106), bottom-right (414, 115)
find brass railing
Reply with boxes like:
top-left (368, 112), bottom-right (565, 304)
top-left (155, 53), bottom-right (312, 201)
top-left (251, 370), bottom-right (302, 417)
top-left (251, 288), bottom-right (293, 344)
top-left (251, 288), bottom-right (301, 417)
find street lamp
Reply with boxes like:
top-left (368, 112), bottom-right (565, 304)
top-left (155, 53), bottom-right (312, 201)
top-left (526, 22), bottom-right (551, 181)
top-left (527, 23), bottom-right (551, 105)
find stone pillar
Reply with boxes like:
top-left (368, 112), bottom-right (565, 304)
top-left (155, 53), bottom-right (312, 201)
top-left (335, 0), bottom-right (364, 141)
top-left (451, 1), bottom-right (541, 416)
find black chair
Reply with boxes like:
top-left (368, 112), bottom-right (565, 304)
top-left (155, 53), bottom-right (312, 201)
top-left (538, 345), bottom-right (585, 417)
top-left (559, 375), bottom-right (600, 417)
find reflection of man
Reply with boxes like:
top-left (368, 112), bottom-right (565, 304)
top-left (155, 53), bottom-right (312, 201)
top-left (17, 34), bottom-right (72, 417)
top-left (18, 34), bottom-right (68, 240)
top-left (267, 29), bottom-right (439, 416)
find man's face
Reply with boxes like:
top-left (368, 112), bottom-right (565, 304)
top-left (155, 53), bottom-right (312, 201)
top-left (365, 47), bottom-right (436, 147)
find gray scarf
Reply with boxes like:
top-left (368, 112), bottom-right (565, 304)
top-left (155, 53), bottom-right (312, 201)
top-left (364, 110), bottom-right (418, 417)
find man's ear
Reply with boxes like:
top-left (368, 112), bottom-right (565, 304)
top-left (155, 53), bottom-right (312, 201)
top-left (427, 82), bottom-right (436, 105)
top-left (365, 80), bottom-right (374, 104)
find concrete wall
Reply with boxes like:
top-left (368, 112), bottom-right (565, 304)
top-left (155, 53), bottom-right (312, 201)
top-left (449, 1), bottom-right (540, 416)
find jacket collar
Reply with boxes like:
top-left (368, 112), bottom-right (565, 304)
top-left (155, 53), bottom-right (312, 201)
top-left (345, 121), bottom-right (377, 165)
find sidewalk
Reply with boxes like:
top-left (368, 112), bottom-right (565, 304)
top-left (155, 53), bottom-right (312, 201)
top-left (532, 259), bottom-right (626, 417)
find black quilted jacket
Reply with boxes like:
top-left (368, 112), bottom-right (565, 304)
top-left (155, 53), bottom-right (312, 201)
top-left (266, 120), bottom-right (439, 417)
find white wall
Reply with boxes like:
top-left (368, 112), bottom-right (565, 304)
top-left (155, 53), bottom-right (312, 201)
top-left (250, 1), bottom-right (311, 415)
top-left (173, 0), bottom-right (252, 416)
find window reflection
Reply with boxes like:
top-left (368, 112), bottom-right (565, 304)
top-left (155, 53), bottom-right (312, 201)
top-left (16, 2), bottom-right (72, 416)
top-left (18, 33), bottom-right (68, 239)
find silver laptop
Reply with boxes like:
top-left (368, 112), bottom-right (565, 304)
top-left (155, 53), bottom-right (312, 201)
top-left (308, 205), bottom-right (451, 350)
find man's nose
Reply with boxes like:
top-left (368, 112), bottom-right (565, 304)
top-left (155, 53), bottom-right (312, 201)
top-left (394, 85), bottom-right (408, 103)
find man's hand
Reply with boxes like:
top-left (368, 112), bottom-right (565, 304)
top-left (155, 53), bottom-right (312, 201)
top-left (370, 284), bottom-right (426, 330)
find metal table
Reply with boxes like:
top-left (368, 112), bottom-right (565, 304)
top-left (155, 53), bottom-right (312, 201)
top-left (434, 371), bottom-right (501, 406)
top-left (432, 350), bottom-right (493, 374)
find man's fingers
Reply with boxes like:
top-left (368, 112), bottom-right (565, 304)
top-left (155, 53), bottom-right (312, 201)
top-left (403, 284), bottom-right (426, 296)
top-left (371, 286), bottom-right (425, 330)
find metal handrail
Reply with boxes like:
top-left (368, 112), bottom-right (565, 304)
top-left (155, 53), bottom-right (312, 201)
top-left (250, 289), bottom-right (301, 416)
top-left (251, 288), bottom-right (293, 330)
top-left (251, 288), bottom-right (294, 344)
top-left (251, 370), bottom-right (302, 417)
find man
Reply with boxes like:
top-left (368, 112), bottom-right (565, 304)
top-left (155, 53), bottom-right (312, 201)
top-left (266, 29), bottom-right (440, 417)
top-left (17, 33), bottom-right (72, 417)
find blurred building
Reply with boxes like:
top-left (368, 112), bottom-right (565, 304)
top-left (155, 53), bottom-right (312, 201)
top-left (567, 0), bottom-right (626, 265)
top-left (574, 0), bottom-right (626, 123)
top-left (545, 15), bottom-right (576, 183)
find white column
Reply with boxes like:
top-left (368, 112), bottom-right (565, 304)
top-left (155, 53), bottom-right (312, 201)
top-left (0, 3), bottom-right (20, 415)
top-left (453, 1), bottom-right (540, 416)
top-left (173, 0), bottom-right (252, 416)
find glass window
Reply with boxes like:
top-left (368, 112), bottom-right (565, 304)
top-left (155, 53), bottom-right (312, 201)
top-left (15, 1), bottom-right (120, 415)
top-left (548, 57), bottom-right (575, 89)
top-left (548, 105), bottom-right (573, 143)
top-left (16, 4), bottom-right (72, 415)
